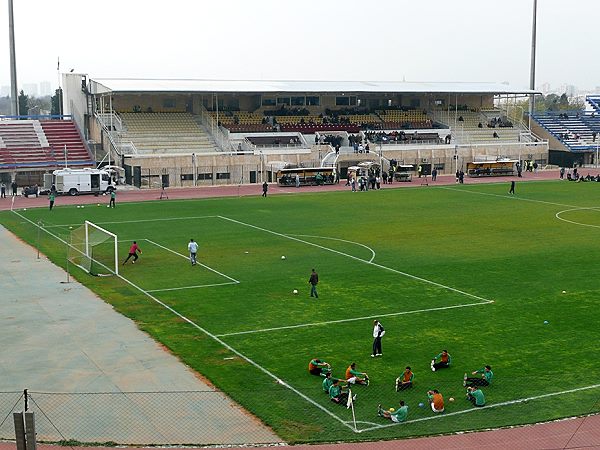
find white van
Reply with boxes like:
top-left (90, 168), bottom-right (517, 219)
top-left (43, 168), bottom-right (115, 196)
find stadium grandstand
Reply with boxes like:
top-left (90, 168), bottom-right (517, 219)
top-left (530, 95), bottom-right (600, 166)
top-left (0, 116), bottom-right (94, 185)
top-left (3, 74), bottom-right (554, 188)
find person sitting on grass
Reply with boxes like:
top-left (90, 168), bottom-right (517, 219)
top-left (431, 350), bottom-right (452, 372)
top-left (322, 371), bottom-right (336, 393)
top-left (329, 380), bottom-right (355, 406)
top-left (345, 362), bottom-right (369, 385)
top-left (466, 386), bottom-right (486, 407)
top-left (464, 365), bottom-right (493, 387)
top-left (378, 400), bottom-right (408, 422)
top-left (395, 366), bottom-right (414, 391)
top-left (427, 389), bottom-right (445, 413)
top-left (308, 358), bottom-right (331, 377)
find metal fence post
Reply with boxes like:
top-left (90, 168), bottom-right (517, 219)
top-left (13, 412), bottom-right (26, 450)
top-left (24, 411), bottom-right (36, 450)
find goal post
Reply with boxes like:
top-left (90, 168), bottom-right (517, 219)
top-left (69, 221), bottom-right (119, 276)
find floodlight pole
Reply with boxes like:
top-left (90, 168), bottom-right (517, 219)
top-left (8, 0), bottom-right (19, 116)
top-left (528, 0), bottom-right (538, 116)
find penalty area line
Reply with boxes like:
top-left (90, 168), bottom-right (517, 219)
top-left (216, 300), bottom-right (493, 338)
top-left (357, 382), bottom-right (600, 433)
top-left (147, 281), bottom-right (238, 293)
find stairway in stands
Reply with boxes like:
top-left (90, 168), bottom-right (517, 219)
top-left (40, 120), bottom-right (94, 166)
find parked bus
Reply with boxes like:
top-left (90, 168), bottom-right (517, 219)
top-left (277, 167), bottom-right (336, 186)
top-left (466, 159), bottom-right (517, 177)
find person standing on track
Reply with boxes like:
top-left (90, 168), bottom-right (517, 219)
top-left (123, 241), bottom-right (142, 265)
top-left (48, 191), bottom-right (56, 210)
top-left (109, 190), bottom-right (116, 208)
top-left (188, 238), bottom-right (198, 266)
top-left (262, 181), bottom-right (268, 197)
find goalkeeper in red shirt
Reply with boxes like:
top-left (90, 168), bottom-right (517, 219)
top-left (123, 241), bottom-right (142, 265)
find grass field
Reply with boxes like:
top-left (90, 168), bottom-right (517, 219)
top-left (2, 180), bottom-right (600, 444)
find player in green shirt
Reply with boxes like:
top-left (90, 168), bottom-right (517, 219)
top-left (48, 192), bottom-right (55, 210)
top-left (378, 400), bottom-right (408, 422)
top-left (466, 386), bottom-right (486, 406)
top-left (322, 372), bottom-right (335, 393)
top-left (329, 381), bottom-right (353, 406)
top-left (109, 189), bottom-right (116, 208)
top-left (464, 365), bottom-right (493, 387)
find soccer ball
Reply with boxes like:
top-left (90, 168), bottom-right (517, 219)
top-left (76, 205), bottom-right (80, 209)
top-left (97, 203), bottom-right (100, 207)
top-left (389, 408), bottom-right (395, 412)
top-left (23, 208), bottom-right (26, 211)
top-left (293, 289), bottom-right (298, 294)
top-left (449, 397), bottom-right (455, 402)
top-left (418, 402), bottom-right (424, 408)
top-left (107, 205), bottom-right (110, 208)
top-left (103, 193), bottom-right (107, 196)
top-left (281, 255), bottom-right (286, 260)
top-left (81, 205), bottom-right (84, 208)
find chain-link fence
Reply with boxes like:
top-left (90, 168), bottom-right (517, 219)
top-left (1, 384), bottom-right (599, 446)
top-left (0, 390), bottom-right (281, 446)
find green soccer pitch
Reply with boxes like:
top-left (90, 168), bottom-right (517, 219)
top-left (1, 180), bottom-right (599, 444)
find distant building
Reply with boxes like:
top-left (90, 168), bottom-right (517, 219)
top-left (565, 85), bottom-right (576, 98)
top-left (40, 81), bottom-right (52, 96)
top-left (540, 83), bottom-right (551, 95)
top-left (23, 83), bottom-right (39, 97)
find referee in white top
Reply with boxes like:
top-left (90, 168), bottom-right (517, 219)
top-left (188, 239), bottom-right (199, 266)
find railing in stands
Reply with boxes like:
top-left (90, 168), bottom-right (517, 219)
top-left (197, 104), bottom-right (235, 152)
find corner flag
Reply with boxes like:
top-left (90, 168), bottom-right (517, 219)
top-left (346, 388), bottom-right (353, 409)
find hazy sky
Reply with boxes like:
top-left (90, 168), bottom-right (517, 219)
top-left (1, 0), bottom-right (599, 93)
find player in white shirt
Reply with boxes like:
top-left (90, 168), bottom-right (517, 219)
top-left (188, 239), bottom-right (199, 266)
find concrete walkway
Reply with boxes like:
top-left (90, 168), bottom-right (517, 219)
top-left (0, 225), bottom-right (279, 445)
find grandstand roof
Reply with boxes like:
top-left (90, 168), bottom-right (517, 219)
top-left (90, 78), bottom-right (538, 95)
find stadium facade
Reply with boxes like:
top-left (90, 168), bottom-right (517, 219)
top-left (6, 73), bottom-right (557, 187)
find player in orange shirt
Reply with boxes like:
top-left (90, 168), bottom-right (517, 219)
top-left (427, 389), bottom-right (445, 413)
top-left (395, 366), bottom-right (414, 391)
top-left (345, 362), bottom-right (369, 385)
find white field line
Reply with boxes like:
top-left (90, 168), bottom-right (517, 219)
top-left (357, 382), bottom-right (600, 433)
top-left (555, 208), bottom-right (600, 229)
top-left (289, 233), bottom-right (376, 263)
top-left (146, 282), bottom-right (238, 293)
top-left (43, 215), bottom-right (219, 228)
top-left (144, 238), bottom-right (240, 284)
top-left (10, 209), bottom-right (356, 432)
top-left (216, 300), bottom-right (491, 338)
top-left (218, 215), bottom-right (492, 303)
top-left (437, 186), bottom-right (589, 209)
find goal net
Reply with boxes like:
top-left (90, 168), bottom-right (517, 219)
top-left (69, 221), bottom-right (119, 276)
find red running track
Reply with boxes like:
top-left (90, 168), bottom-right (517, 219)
top-left (3, 169), bottom-right (599, 212)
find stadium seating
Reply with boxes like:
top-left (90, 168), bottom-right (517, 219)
top-left (40, 120), bottom-right (94, 165)
top-left (119, 112), bottom-right (217, 153)
top-left (586, 95), bottom-right (600, 112)
top-left (532, 112), bottom-right (599, 151)
top-left (0, 119), bottom-right (92, 169)
top-left (377, 110), bottom-right (433, 129)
